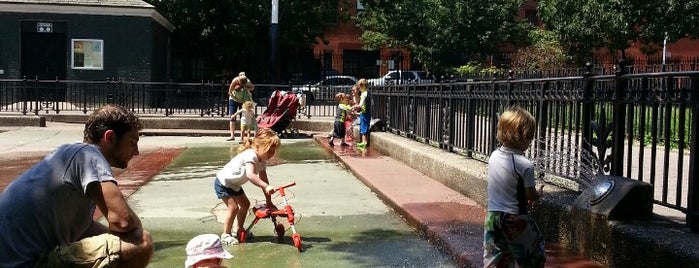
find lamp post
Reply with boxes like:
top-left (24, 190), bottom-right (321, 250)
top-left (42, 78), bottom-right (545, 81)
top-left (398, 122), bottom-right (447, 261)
top-left (393, 51), bottom-right (403, 84)
top-left (270, 0), bottom-right (279, 82)
top-left (662, 32), bottom-right (667, 72)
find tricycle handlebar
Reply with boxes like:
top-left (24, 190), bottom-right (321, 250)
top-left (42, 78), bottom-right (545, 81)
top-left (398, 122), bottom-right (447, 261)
top-left (277, 182), bottom-right (296, 190)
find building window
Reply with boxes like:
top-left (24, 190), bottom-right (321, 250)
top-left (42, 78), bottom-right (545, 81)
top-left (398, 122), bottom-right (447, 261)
top-left (71, 39), bottom-right (103, 70)
top-left (357, 0), bottom-right (364, 11)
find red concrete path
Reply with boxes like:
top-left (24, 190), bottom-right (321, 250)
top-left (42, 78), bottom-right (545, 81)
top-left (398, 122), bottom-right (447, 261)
top-left (320, 137), bottom-right (605, 268)
top-left (93, 147), bottom-right (185, 220)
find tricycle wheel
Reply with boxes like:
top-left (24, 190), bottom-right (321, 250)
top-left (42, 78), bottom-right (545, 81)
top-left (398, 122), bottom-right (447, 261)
top-left (275, 222), bottom-right (286, 238)
top-left (237, 229), bottom-right (246, 243)
top-left (292, 233), bottom-right (302, 252)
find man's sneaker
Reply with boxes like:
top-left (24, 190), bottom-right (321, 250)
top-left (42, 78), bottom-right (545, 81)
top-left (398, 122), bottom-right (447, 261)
top-left (328, 140), bottom-right (334, 147)
top-left (221, 233), bottom-right (239, 245)
top-left (356, 141), bottom-right (367, 148)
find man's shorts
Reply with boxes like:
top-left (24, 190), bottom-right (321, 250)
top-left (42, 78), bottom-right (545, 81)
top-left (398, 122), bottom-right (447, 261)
top-left (34, 233), bottom-right (120, 268)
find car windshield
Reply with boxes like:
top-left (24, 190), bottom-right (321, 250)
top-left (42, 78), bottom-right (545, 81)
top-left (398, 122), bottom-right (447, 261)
top-left (403, 72), bottom-right (416, 80)
top-left (416, 71), bottom-right (429, 79)
top-left (320, 77), bottom-right (356, 86)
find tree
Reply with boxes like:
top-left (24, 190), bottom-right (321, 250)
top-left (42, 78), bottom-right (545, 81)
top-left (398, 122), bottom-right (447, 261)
top-left (357, 0), bottom-right (528, 75)
top-left (509, 29), bottom-right (570, 71)
top-left (538, 0), bottom-right (699, 62)
top-left (145, 0), bottom-right (334, 81)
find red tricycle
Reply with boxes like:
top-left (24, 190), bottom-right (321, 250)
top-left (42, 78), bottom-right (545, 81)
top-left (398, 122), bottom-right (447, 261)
top-left (237, 182), bottom-right (302, 252)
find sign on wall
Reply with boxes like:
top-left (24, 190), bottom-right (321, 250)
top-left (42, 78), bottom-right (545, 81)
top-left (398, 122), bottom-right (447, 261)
top-left (71, 39), bottom-right (103, 70)
top-left (36, 22), bottom-right (53, 33)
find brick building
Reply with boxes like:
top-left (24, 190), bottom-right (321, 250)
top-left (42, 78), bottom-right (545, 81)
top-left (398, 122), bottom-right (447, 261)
top-left (0, 0), bottom-right (174, 81)
top-left (313, 0), bottom-right (412, 80)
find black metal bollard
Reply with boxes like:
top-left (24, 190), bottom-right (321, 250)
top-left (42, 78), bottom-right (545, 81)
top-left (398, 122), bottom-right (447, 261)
top-left (573, 175), bottom-right (653, 220)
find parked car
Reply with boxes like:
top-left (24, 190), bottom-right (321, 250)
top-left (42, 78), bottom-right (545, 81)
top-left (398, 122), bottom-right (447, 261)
top-left (320, 68), bottom-right (341, 79)
top-left (367, 70), bottom-right (435, 86)
top-left (292, 75), bottom-right (358, 103)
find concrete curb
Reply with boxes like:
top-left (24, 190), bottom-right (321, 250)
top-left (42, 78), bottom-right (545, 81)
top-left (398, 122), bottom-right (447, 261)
top-left (0, 115), bottom-right (45, 127)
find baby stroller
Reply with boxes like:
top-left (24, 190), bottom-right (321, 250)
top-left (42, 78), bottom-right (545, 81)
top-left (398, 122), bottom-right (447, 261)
top-left (257, 90), bottom-right (301, 138)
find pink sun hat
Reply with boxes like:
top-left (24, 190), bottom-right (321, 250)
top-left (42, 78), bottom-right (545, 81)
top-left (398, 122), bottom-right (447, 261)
top-left (185, 234), bottom-right (233, 268)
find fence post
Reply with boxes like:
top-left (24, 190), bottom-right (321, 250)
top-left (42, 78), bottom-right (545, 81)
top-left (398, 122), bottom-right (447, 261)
top-left (687, 74), bottom-right (699, 232)
top-left (611, 59), bottom-right (628, 176)
top-left (581, 62), bottom-right (594, 172)
top-left (53, 77), bottom-right (60, 114)
top-left (537, 81), bottom-right (550, 177)
top-left (33, 76), bottom-right (39, 115)
top-left (465, 79), bottom-right (475, 158)
top-left (408, 82), bottom-right (415, 139)
top-left (21, 76), bottom-right (28, 115)
top-left (489, 76), bottom-right (498, 154)
top-left (105, 77), bottom-right (113, 104)
top-left (507, 70), bottom-right (514, 107)
top-left (440, 76), bottom-right (453, 152)
top-left (199, 80), bottom-right (205, 117)
top-left (385, 80), bottom-right (392, 132)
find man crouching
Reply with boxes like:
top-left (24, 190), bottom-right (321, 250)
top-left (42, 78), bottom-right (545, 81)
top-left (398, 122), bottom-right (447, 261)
top-left (0, 104), bottom-right (153, 267)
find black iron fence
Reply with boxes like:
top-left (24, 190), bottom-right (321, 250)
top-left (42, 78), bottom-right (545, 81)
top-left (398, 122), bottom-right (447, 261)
top-left (373, 60), bottom-right (699, 232)
top-left (3, 63), bottom-right (699, 231)
top-left (0, 78), bottom-right (351, 118)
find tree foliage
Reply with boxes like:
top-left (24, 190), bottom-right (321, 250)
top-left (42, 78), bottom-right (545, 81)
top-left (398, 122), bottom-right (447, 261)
top-left (538, 0), bottom-right (699, 62)
top-left (509, 29), bottom-right (570, 71)
top-left (145, 0), bottom-right (333, 79)
top-left (357, 0), bottom-right (528, 75)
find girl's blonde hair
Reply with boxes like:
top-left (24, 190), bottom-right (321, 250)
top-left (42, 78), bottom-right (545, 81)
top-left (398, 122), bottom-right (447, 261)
top-left (238, 128), bottom-right (281, 154)
top-left (357, 78), bottom-right (368, 89)
top-left (242, 100), bottom-right (254, 110)
top-left (335, 92), bottom-right (348, 102)
top-left (496, 106), bottom-right (536, 150)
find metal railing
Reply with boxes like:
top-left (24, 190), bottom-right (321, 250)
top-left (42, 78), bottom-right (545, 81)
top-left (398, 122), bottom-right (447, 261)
top-left (0, 78), bottom-right (349, 118)
top-left (372, 61), bottom-right (699, 232)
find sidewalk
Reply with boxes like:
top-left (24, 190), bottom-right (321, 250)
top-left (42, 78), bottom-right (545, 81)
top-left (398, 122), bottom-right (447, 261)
top-left (316, 136), bottom-right (604, 268)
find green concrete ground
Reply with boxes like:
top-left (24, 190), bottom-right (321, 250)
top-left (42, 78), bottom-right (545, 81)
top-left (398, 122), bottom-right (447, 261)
top-left (129, 142), bottom-right (456, 267)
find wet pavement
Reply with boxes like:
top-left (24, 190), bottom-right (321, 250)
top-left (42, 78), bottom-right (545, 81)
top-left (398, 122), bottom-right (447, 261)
top-left (0, 125), bottom-right (455, 267)
top-left (0, 122), bottom-right (604, 267)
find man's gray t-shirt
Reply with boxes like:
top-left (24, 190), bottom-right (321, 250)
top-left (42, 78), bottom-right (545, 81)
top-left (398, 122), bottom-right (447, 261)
top-left (486, 146), bottom-right (536, 215)
top-left (0, 143), bottom-right (116, 267)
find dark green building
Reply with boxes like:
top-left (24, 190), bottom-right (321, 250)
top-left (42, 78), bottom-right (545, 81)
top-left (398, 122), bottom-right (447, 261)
top-left (0, 0), bottom-right (174, 82)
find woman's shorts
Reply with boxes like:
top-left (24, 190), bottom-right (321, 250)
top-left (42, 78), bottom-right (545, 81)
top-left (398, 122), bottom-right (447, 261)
top-left (229, 100), bottom-right (243, 121)
top-left (214, 178), bottom-right (245, 199)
